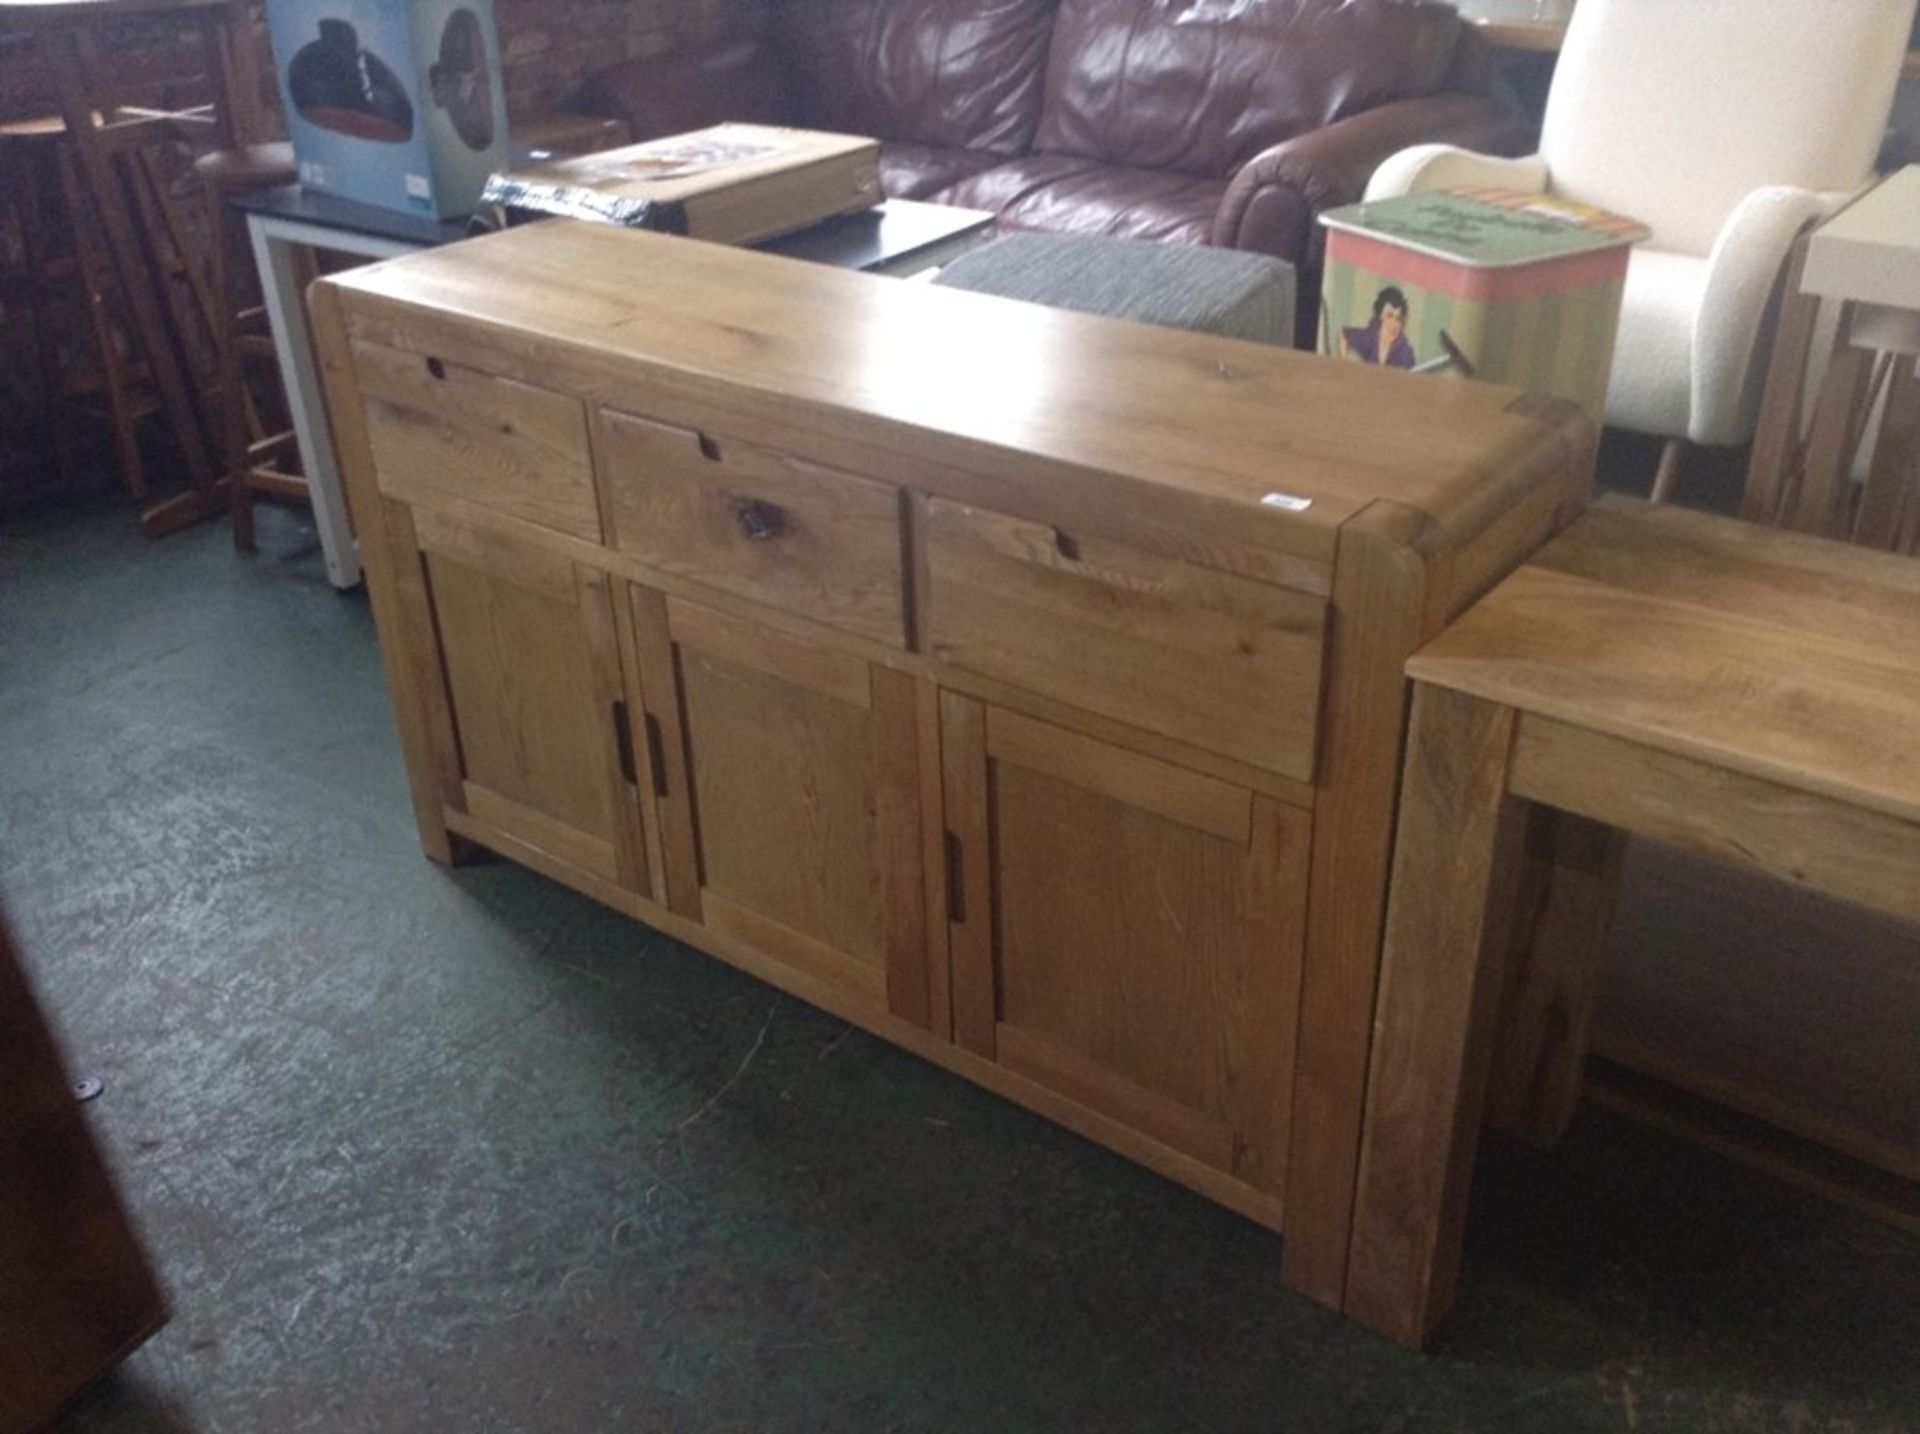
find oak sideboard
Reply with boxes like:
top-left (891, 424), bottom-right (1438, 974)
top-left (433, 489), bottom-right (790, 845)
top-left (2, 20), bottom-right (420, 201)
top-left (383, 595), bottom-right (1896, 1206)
top-left (313, 221), bottom-right (1595, 1338)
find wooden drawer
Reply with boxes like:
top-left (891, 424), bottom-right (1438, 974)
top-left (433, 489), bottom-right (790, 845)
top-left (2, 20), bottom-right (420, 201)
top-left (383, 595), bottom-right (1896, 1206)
top-left (354, 340), bottom-right (599, 541)
top-left (597, 409), bottom-right (906, 648)
top-left (924, 498), bottom-right (1327, 782)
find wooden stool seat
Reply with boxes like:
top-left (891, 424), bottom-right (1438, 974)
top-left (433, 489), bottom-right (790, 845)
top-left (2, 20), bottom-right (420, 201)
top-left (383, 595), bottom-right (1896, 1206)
top-left (1346, 494), bottom-right (1920, 1346)
top-left (191, 140), bottom-right (296, 192)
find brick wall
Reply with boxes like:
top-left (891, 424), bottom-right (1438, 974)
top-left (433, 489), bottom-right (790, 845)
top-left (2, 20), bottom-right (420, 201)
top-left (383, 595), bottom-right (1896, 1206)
top-left (496, 0), bottom-right (768, 119)
top-left (0, 0), bottom-right (768, 502)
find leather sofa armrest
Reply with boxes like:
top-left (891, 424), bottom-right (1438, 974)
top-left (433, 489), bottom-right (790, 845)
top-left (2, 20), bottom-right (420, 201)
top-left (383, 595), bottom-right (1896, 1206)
top-left (1212, 91), bottom-right (1527, 259)
top-left (1213, 90), bottom-right (1530, 346)
top-left (584, 39), bottom-right (797, 142)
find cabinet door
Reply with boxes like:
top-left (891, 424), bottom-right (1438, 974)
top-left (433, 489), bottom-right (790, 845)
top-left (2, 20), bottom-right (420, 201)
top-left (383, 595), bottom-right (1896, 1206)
top-left (941, 696), bottom-right (1310, 1193)
top-left (403, 505), bottom-right (655, 899)
top-left (629, 589), bottom-right (933, 1026)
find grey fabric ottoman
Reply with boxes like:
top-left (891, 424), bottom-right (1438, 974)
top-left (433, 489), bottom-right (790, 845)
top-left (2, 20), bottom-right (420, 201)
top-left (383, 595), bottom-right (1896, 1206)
top-left (932, 232), bottom-right (1297, 345)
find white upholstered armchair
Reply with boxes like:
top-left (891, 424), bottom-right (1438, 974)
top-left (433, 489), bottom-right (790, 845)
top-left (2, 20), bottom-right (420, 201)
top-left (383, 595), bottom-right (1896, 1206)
top-left (1367, 0), bottom-right (1916, 494)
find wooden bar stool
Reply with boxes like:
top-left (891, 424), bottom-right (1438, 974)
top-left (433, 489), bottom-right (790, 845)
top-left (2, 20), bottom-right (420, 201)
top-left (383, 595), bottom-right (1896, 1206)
top-left (1746, 169), bottom-right (1920, 552)
top-left (0, 0), bottom-right (271, 536)
top-left (0, 112), bottom-right (159, 497)
top-left (1346, 496), bottom-right (1920, 1346)
top-left (194, 140), bottom-right (308, 552)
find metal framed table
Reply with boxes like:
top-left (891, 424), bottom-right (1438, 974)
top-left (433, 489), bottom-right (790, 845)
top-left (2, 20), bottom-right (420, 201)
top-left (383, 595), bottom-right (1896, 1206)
top-left (235, 189), bottom-right (995, 589)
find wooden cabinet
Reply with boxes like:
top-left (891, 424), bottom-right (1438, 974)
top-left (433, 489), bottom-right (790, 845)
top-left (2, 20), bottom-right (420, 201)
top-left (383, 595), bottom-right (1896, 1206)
top-left (395, 505), bottom-right (655, 900)
top-left (314, 222), bottom-right (1595, 1333)
top-left (941, 699), bottom-right (1309, 1195)
top-left (923, 497), bottom-right (1328, 781)
top-left (628, 590), bottom-right (933, 1025)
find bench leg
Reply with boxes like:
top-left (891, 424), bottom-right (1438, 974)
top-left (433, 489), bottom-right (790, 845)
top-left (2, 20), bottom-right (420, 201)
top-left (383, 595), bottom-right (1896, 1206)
top-left (1345, 685), bottom-right (1529, 1347)
top-left (1486, 810), bottom-right (1626, 1147)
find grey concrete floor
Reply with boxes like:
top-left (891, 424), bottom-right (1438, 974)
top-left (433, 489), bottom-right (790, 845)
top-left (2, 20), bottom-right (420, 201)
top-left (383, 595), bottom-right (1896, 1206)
top-left (3, 495), bottom-right (1918, 1434)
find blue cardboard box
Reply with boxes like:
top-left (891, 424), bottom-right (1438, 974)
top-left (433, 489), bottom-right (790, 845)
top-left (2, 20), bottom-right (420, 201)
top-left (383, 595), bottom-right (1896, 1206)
top-left (266, 0), bottom-right (510, 219)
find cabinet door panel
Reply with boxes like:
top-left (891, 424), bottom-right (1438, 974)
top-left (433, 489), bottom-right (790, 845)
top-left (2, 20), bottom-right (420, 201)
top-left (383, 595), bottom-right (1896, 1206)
top-left (411, 508), bottom-right (650, 896)
top-left (943, 696), bottom-right (1309, 1191)
top-left (633, 592), bottom-right (931, 1024)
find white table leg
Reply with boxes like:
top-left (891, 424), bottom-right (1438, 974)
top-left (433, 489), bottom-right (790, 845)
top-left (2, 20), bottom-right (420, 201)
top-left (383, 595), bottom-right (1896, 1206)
top-left (245, 214), bottom-right (421, 590)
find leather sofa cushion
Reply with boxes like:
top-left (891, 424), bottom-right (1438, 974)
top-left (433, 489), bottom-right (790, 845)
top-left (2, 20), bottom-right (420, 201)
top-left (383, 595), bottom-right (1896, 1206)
top-left (1036, 0), bottom-right (1465, 179)
top-left (774, 0), bottom-right (1059, 156)
top-left (938, 154), bottom-right (1228, 246)
top-left (879, 142), bottom-right (1008, 200)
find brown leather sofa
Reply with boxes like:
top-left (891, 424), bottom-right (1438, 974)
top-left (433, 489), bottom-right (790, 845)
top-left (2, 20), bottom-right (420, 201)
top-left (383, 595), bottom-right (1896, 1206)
top-left (587, 0), bottom-right (1525, 345)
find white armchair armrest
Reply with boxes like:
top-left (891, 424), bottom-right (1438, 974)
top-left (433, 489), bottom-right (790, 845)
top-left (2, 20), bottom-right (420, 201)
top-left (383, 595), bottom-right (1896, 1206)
top-left (1364, 146), bottom-right (1550, 202)
top-left (1689, 184), bottom-right (1860, 446)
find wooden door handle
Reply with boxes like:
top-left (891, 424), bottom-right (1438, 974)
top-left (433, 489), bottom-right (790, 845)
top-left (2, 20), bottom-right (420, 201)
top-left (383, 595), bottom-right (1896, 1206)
top-left (642, 711), bottom-right (670, 799)
top-left (612, 700), bottom-right (637, 785)
top-left (735, 498), bottom-right (787, 542)
top-left (944, 830), bottom-right (966, 924)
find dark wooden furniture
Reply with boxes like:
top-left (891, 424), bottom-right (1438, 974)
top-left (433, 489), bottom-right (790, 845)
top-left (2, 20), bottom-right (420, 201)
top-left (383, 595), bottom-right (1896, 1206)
top-left (0, 911), bottom-right (167, 1431)
top-left (310, 220), bottom-right (1596, 1331)
top-left (0, 0), bottom-right (269, 535)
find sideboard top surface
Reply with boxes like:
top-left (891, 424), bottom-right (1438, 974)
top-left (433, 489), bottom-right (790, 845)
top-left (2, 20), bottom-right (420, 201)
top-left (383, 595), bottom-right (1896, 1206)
top-left (326, 221), bottom-right (1590, 572)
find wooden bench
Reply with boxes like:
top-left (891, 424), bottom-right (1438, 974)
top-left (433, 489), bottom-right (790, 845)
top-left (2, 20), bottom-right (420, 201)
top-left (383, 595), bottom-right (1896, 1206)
top-left (1345, 494), bottom-right (1920, 1346)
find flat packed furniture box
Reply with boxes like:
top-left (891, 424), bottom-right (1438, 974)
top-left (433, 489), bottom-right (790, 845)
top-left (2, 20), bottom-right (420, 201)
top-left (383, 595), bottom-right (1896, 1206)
top-left (1319, 188), bottom-right (1648, 421)
top-left (482, 124), bottom-right (882, 245)
top-left (312, 222), bottom-right (1595, 1338)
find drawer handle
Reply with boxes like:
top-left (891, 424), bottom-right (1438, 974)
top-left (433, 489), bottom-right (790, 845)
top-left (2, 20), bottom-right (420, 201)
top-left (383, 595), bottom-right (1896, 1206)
top-left (735, 499), bottom-right (787, 542)
top-left (1052, 526), bottom-right (1081, 562)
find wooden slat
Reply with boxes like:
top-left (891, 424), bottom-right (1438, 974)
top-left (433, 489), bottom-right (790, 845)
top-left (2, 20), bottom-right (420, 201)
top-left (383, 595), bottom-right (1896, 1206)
top-left (665, 596), bottom-right (872, 710)
top-left (1485, 809), bottom-right (1625, 1146)
top-left (914, 677), bottom-right (954, 1041)
top-left (871, 666), bottom-right (932, 1028)
top-left (1227, 794), bottom-right (1313, 1195)
top-left (627, 585), bottom-right (704, 920)
top-left (995, 1025), bottom-right (1237, 1173)
top-left (702, 891), bottom-right (888, 1010)
top-left (1510, 715), bottom-right (1920, 929)
top-left (1345, 686), bottom-right (1525, 1348)
top-left (314, 273), bottom-right (461, 860)
top-left (1283, 502), bottom-right (1433, 1311)
top-left (986, 706), bottom-right (1253, 844)
top-left (939, 691), bottom-right (996, 1059)
top-left (1853, 355), bottom-right (1920, 550)
top-left (1743, 238), bottom-right (1819, 527)
top-left (462, 783), bottom-right (617, 884)
top-left (1785, 309), bottom-right (1873, 537)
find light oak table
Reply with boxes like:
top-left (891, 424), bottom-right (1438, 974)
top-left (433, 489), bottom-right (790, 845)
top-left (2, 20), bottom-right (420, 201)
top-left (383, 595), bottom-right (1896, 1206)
top-left (311, 220), bottom-right (1596, 1333)
top-left (1349, 495), bottom-right (1920, 1345)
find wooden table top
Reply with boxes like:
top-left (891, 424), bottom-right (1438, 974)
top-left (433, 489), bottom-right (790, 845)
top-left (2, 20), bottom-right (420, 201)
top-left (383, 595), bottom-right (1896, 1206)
top-left (1408, 495), bottom-right (1920, 824)
top-left (326, 220), bottom-right (1591, 580)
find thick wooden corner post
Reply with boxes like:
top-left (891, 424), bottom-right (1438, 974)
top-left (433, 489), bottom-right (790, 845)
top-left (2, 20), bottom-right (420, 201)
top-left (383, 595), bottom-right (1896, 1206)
top-left (308, 279), bottom-right (464, 865)
top-left (1344, 684), bottom-right (1528, 1346)
top-left (1281, 501), bottom-right (1433, 1312)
